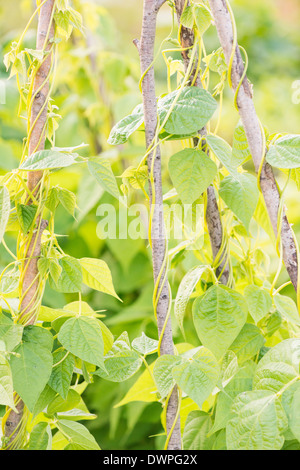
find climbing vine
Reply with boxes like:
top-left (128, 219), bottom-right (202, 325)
top-left (0, 0), bottom-right (300, 451)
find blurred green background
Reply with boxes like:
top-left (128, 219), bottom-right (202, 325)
top-left (0, 0), bottom-right (300, 449)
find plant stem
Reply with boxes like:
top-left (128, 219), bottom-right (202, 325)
top-left (135, 0), bottom-right (181, 450)
top-left (208, 0), bottom-right (298, 292)
top-left (174, 0), bottom-right (230, 285)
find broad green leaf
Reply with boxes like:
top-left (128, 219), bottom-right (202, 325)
top-left (58, 316), bottom-right (105, 369)
top-left (57, 187), bottom-right (76, 216)
top-left (0, 267), bottom-right (19, 295)
top-left (274, 294), bottom-right (300, 326)
top-left (229, 323), bottom-right (265, 364)
top-left (48, 349), bottom-right (75, 399)
top-left (168, 149), bottom-right (217, 204)
top-left (253, 338), bottom-right (300, 393)
top-left (226, 390), bottom-right (288, 450)
top-left (232, 122), bottom-right (251, 165)
top-left (244, 285), bottom-right (272, 324)
top-left (266, 135), bottom-right (300, 169)
top-left (0, 354), bottom-right (16, 410)
top-left (183, 410), bottom-right (213, 450)
top-left (80, 257), bottom-right (120, 299)
top-left (28, 422), bottom-right (52, 450)
top-left (57, 419), bottom-right (100, 450)
top-left (94, 337), bottom-right (142, 382)
top-left (219, 173), bottom-right (259, 230)
top-left (19, 150), bottom-right (78, 171)
top-left (0, 314), bottom-right (23, 351)
top-left (32, 384), bottom-right (57, 418)
top-left (0, 186), bottom-right (10, 242)
top-left (172, 347), bottom-right (220, 408)
top-left (38, 301), bottom-right (103, 322)
top-left (193, 285), bottom-right (247, 359)
top-left (286, 384), bottom-right (300, 441)
top-left (219, 351), bottom-right (239, 389)
top-left (153, 355), bottom-right (184, 399)
top-left (115, 363), bottom-right (158, 407)
top-left (174, 265), bottom-right (209, 334)
top-left (47, 389), bottom-right (81, 415)
top-left (49, 256), bottom-right (82, 293)
top-left (194, 5), bottom-right (212, 36)
top-left (16, 203), bottom-right (37, 233)
top-left (56, 408), bottom-right (96, 421)
top-left (108, 104), bottom-right (143, 145)
top-left (88, 158), bottom-right (120, 200)
top-left (206, 134), bottom-right (238, 176)
top-left (10, 326), bottom-right (53, 411)
top-left (158, 87), bottom-right (217, 135)
top-left (210, 361), bottom-right (256, 434)
top-left (132, 332), bottom-right (158, 356)
top-left (180, 6), bottom-right (194, 28)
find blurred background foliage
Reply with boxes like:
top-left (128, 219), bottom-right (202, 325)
top-left (0, 0), bottom-right (300, 449)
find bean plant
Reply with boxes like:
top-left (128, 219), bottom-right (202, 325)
top-left (0, 0), bottom-right (300, 451)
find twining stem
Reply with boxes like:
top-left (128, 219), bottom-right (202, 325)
top-left (3, 0), bottom-right (55, 450)
top-left (174, 0), bottom-right (230, 285)
top-left (135, 0), bottom-right (181, 450)
top-left (208, 0), bottom-right (298, 292)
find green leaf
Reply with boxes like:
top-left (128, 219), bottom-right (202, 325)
top-left (168, 149), bottom-right (217, 204)
top-left (172, 347), bottom-right (219, 408)
top-left (57, 188), bottom-right (76, 217)
top-left (232, 122), bottom-right (251, 165)
top-left (193, 285), bottom-right (247, 359)
top-left (80, 257), bottom-right (120, 299)
top-left (180, 6), bottom-right (194, 28)
top-left (108, 104), bottom-right (144, 145)
top-left (88, 158), bottom-right (120, 200)
top-left (49, 256), bottom-right (82, 293)
top-left (48, 349), bottom-right (75, 399)
top-left (153, 355), bottom-right (184, 399)
top-left (0, 314), bottom-right (23, 351)
top-left (193, 4), bottom-right (212, 36)
top-left (132, 332), bottom-right (158, 356)
top-left (219, 351), bottom-right (239, 388)
top-left (206, 135), bottom-right (238, 176)
top-left (115, 363), bottom-right (157, 407)
top-left (274, 294), bottom-right (300, 326)
top-left (266, 135), bottom-right (300, 169)
top-left (183, 410), bottom-right (213, 450)
top-left (286, 384), bottom-right (300, 441)
top-left (253, 338), bottom-right (300, 393)
top-left (47, 388), bottom-right (80, 415)
top-left (32, 384), bottom-right (57, 418)
top-left (58, 316), bottom-right (105, 369)
top-left (16, 204), bottom-right (37, 233)
top-left (57, 419), bottom-right (100, 450)
top-left (10, 326), bottom-right (53, 411)
top-left (28, 422), bottom-right (52, 450)
top-left (229, 324), bottom-right (265, 364)
top-left (174, 265), bottom-right (209, 334)
top-left (19, 150), bottom-right (78, 171)
top-left (226, 390), bottom-right (288, 450)
top-left (0, 186), bottom-right (10, 242)
top-left (94, 336), bottom-right (142, 382)
top-left (158, 87), bottom-right (217, 135)
top-left (219, 173), bottom-right (259, 230)
top-left (0, 354), bottom-right (16, 410)
top-left (244, 285), bottom-right (272, 324)
top-left (210, 361), bottom-right (256, 434)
